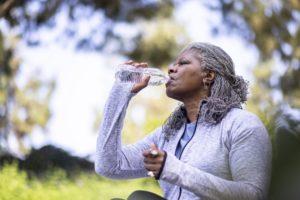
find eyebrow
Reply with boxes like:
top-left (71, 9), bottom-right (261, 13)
top-left (171, 55), bottom-right (191, 66)
top-left (176, 56), bottom-right (188, 62)
top-left (179, 57), bottom-right (189, 61)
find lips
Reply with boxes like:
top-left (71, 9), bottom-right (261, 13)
top-left (166, 76), bottom-right (175, 86)
top-left (168, 75), bottom-right (175, 81)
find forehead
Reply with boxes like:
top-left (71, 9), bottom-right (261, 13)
top-left (177, 49), bottom-right (199, 58)
top-left (176, 48), bottom-right (200, 60)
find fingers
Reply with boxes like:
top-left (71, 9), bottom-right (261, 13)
top-left (144, 154), bottom-right (164, 164)
top-left (143, 143), bottom-right (159, 158)
top-left (143, 150), bottom-right (158, 158)
top-left (144, 160), bottom-right (162, 177)
top-left (125, 60), bottom-right (148, 68)
top-left (147, 171), bottom-right (155, 177)
top-left (141, 75), bottom-right (151, 85)
top-left (143, 144), bottom-right (165, 178)
top-left (125, 60), bottom-right (150, 93)
top-left (131, 77), bottom-right (150, 93)
top-left (144, 162), bottom-right (161, 170)
top-left (149, 143), bottom-right (158, 151)
top-left (144, 163), bottom-right (160, 175)
top-left (125, 60), bottom-right (134, 65)
top-left (150, 149), bottom-right (158, 157)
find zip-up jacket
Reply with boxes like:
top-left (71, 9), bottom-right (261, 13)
top-left (95, 82), bottom-right (272, 200)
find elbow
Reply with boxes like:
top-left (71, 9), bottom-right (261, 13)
top-left (94, 161), bottom-right (119, 179)
top-left (95, 162), bottom-right (111, 178)
top-left (248, 191), bottom-right (264, 200)
top-left (94, 151), bottom-right (114, 178)
top-left (252, 191), bottom-right (265, 200)
top-left (94, 162), bottom-right (104, 176)
top-left (246, 184), bottom-right (266, 200)
top-left (255, 190), bottom-right (266, 200)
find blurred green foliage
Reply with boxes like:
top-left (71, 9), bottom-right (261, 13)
top-left (119, 86), bottom-right (177, 144)
top-left (0, 33), bottom-right (55, 154)
top-left (126, 19), bottom-right (190, 67)
top-left (206, 0), bottom-right (300, 109)
top-left (0, 0), bottom-right (178, 55)
top-left (207, 0), bottom-right (300, 62)
top-left (0, 164), bottom-right (161, 200)
top-left (0, 0), bottom-right (187, 153)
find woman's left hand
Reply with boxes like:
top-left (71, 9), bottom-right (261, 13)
top-left (143, 143), bottom-right (166, 179)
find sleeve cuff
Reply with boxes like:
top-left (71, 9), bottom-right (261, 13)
top-left (155, 151), bottom-right (168, 180)
top-left (159, 153), bottom-right (182, 184)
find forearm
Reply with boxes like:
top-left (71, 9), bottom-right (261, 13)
top-left (95, 83), bottom-right (143, 178)
top-left (95, 82), bottom-right (163, 179)
top-left (160, 153), bottom-right (264, 200)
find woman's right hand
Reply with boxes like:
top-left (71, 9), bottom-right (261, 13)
top-left (125, 60), bottom-right (150, 93)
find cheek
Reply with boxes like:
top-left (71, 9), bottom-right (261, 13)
top-left (165, 72), bottom-right (204, 98)
top-left (181, 74), bottom-right (203, 89)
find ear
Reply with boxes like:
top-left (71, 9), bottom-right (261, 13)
top-left (204, 70), bottom-right (215, 83)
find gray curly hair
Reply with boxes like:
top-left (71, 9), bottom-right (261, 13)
top-left (163, 42), bottom-right (249, 140)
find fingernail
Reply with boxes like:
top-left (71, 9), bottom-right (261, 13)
top-left (147, 171), bottom-right (155, 177)
top-left (150, 149), bottom-right (158, 157)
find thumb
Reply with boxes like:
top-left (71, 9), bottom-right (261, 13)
top-left (149, 143), bottom-right (158, 151)
top-left (149, 143), bottom-right (158, 157)
top-left (142, 75), bottom-right (151, 84)
top-left (130, 75), bottom-right (150, 93)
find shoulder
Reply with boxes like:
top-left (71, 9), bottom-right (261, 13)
top-left (221, 108), bottom-right (269, 142)
top-left (223, 108), bottom-right (265, 129)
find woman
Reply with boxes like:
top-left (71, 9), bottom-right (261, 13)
top-left (95, 42), bottom-right (272, 200)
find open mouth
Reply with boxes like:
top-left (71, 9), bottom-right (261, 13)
top-left (168, 75), bottom-right (175, 81)
top-left (166, 76), bottom-right (175, 86)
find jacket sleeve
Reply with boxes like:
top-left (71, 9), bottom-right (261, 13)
top-left (160, 122), bottom-right (272, 200)
top-left (95, 82), bottom-right (162, 179)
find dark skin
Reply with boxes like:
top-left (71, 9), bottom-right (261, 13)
top-left (126, 50), bottom-right (215, 178)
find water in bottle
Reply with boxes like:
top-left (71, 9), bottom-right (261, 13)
top-left (115, 64), bottom-right (169, 86)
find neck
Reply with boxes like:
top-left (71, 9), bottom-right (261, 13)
top-left (183, 96), bottom-right (206, 122)
top-left (178, 89), bottom-right (209, 122)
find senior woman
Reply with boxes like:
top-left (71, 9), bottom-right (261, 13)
top-left (95, 42), bottom-right (272, 200)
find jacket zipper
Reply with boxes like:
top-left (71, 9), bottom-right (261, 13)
top-left (177, 114), bottom-right (200, 200)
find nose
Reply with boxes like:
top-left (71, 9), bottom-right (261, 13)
top-left (168, 64), bottom-right (177, 74)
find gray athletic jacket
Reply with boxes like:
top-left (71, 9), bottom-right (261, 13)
top-left (95, 83), bottom-right (272, 200)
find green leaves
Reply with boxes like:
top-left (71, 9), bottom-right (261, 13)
top-left (126, 19), bottom-right (189, 67)
top-left (0, 34), bottom-right (55, 153)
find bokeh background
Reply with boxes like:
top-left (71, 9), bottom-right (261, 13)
top-left (0, 0), bottom-right (299, 199)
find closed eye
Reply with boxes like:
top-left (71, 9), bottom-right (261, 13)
top-left (178, 60), bottom-right (190, 65)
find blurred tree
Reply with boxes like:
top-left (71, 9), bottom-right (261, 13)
top-left (269, 112), bottom-right (300, 200)
top-left (205, 0), bottom-right (300, 108)
top-left (21, 145), bottom-right (93, 178)
top-left (122, 86), bottom-right (177, 144)
top-left (0, 144), bottom-right (94, 178)
top-left (246, 61), bottom-right (278, 142)
top-left (0, 32), bottom-right (55, 154)
top-left (0, 0), bottom-right (181, 63)
top-left (126, 18), bottom-right (189, 66)
top-left (206, 2), bottom-right (300, 199)
top-left (0, 0), bottom-right (189, 154)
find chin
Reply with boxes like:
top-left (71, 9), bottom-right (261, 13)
top-left (166, 89), bottom-right (182, 101)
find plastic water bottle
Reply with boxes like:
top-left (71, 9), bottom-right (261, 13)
top-left (115, 64), bottom-right (169, 86)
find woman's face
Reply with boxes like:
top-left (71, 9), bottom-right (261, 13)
top-left (166, 49), bottom-right (208, 101)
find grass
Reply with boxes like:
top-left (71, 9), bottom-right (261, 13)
top-left (0, 164), bottom-right (162, 200)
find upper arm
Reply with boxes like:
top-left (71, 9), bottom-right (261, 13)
top-left (229, 115), bottom-right (272, 197)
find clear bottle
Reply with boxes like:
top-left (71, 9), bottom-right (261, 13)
top-left (115, 64), bottom-right (169, 86)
